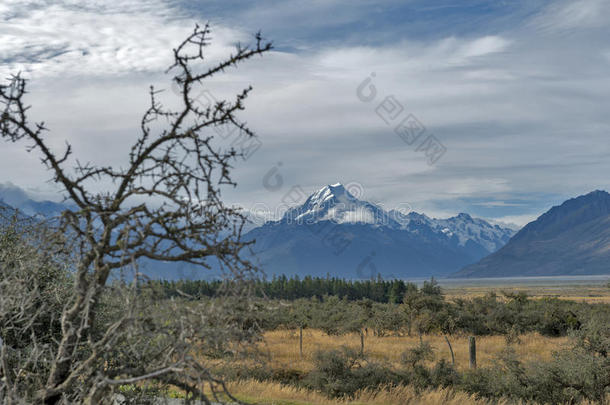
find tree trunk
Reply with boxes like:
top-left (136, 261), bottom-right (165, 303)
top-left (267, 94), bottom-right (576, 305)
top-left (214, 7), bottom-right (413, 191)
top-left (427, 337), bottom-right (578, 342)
top-left (43, 263), bottom-right (101, 404)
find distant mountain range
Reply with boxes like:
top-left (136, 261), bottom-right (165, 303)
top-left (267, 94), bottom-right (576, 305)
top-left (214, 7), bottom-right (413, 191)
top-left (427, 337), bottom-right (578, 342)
top-left (454, 190), bottom-right (610, 278)
top-left (3, 182), bottom-right (608, 279)
top-left (243, 183), bottom-right (515, 278)
top-left (0, 183), bottom-right (68, 218)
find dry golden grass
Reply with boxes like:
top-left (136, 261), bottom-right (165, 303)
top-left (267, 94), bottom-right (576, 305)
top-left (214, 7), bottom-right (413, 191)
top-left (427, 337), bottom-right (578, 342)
top-left (222, 379), bottom-right (607, 405)
top-left (223, 379), bottom-right (518, 405)
top-left (258, 330), bottom-right (569, 372)
top-left (443, 285), bottom-right (610, 304)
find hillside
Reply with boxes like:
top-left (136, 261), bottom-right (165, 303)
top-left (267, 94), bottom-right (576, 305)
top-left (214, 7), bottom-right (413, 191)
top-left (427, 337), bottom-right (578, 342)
top-left (455, 190), bottom-right (610, 277)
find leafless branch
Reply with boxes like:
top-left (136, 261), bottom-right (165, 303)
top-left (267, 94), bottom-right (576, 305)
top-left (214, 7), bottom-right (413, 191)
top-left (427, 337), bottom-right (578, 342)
top-left (0, 24), bottom-right (272, 404)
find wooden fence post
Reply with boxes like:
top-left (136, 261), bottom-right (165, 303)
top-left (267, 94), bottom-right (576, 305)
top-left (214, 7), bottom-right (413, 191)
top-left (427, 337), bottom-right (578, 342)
top-left (360, 330), bottom-right (365, 356)
top-left (299, 326), bottom-right (303, 358)
top-left (469, 336), bottom-right (477, 369)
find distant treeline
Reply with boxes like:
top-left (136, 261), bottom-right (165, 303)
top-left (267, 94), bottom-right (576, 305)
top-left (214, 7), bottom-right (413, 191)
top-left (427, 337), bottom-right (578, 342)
top-left (147, 275), bottom-right (415, 303)
top-left (147, 276), bottom-right (608, 339)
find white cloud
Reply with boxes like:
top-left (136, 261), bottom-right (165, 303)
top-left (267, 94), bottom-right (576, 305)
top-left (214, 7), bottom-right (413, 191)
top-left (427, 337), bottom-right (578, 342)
top-left (0, 0), bottom-right (246, 78)
top-left (472, 201), bottom-right (527, 208)
top-left (532, 0), bottom-right (609, 32)
top-left (490, 214), bottom-right (540, 228)
top-left (453, 35), bottom-right (511, 62)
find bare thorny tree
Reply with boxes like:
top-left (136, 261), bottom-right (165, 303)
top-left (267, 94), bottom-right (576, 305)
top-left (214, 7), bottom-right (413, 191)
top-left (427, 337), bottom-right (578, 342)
top-left (0, 25), bottom-right (272, 404)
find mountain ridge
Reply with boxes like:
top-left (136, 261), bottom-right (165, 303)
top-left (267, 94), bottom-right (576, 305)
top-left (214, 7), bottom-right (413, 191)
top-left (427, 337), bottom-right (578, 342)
top-left (244, 183), bottom-right (515, 278)
top-left (0, 181), bottom-right (521, 279)
top-left (454, 190), bottom-right (610, 277)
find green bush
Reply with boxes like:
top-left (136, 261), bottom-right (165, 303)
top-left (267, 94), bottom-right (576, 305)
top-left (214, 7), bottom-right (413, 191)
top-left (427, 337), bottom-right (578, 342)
top-left (401, 341), bottom-right (434, 368)
top-left (303, 346), bottom-right (400, 398)
top-left (459, 340), bottom-right (610, 404)
top-left (429, 359), bottom-right (459, 388)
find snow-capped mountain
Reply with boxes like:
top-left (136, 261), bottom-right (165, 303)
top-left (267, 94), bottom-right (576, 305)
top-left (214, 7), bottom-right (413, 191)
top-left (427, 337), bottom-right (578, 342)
top-left (244, 183), bottom-right (516, 278)
top-left (278, 183), bottom-right (513, 251)
top-left (389, 211), bottom-right (513, 253)
top-left (281, 183), bottom-right (397, 226)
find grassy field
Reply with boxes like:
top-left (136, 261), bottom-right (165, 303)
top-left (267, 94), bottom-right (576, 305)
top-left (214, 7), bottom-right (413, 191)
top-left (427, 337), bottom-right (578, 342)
top-left (218, 329), bottom-right (594, 405)
top-left (214, 284), bottom-right (609, 405)
top-left (442, 283), bottom-right (610, 304)
top-left (258, 330), bottom-right (568, 373)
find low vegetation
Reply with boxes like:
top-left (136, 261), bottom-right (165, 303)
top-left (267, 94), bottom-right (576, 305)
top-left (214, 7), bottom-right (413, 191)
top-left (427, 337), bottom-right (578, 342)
top-left (214, 318), bottom-right (609, 404)
top-left (2, 214), bottom-right (609, 404)
top-left (146, 277), bottom-right (610, 404)
top-left (155, 276), bottom-right (601, 338)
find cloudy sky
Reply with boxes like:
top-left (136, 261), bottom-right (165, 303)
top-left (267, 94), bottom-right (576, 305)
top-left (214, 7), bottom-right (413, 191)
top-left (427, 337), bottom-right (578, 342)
top-left (1, 0), bottom-right (609, 227)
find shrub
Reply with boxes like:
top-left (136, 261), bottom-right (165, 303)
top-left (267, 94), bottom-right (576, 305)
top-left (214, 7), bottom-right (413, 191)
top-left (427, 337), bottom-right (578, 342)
top-left (401, 341), bottom-right (434, 368)
top-left (304, 346), bottom-right (399, 398)
top-left (429, 359), bottom-right (460, 388)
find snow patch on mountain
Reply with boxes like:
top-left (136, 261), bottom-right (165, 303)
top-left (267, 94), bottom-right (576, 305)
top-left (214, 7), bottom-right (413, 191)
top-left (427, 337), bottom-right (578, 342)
top-left (388, 209), bottom-right (514, 251)
top-left (282, 183), bottom-right (392, 225)
top-left (436, 213), bottom-right (514, 252)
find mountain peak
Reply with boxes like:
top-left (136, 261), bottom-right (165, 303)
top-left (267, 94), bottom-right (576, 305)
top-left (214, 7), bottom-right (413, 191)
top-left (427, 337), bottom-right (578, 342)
top-left (586, 189), bottom-right (609, 196)
top-left (311, 183), bottom-right (353, 201)
top-left (282, 183), bottom-right (383, 225)
top-left (567, 189), bottom-right (610, 204)
top-left (510, 189), bottom-right (610, 240)
top-left (581, 189), bottom-right (610, 202)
